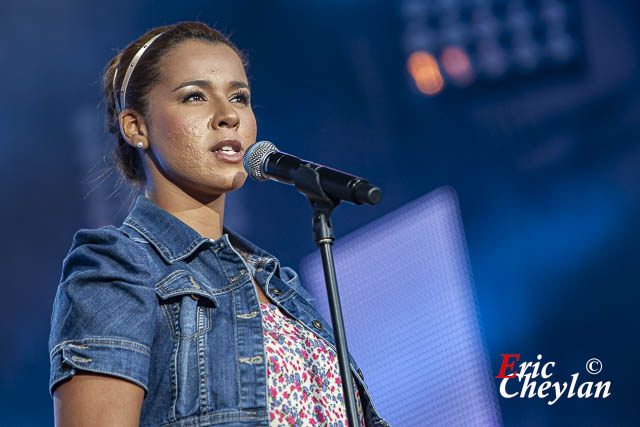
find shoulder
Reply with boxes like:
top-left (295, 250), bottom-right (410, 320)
top-left (60, 225), bottom-right (153, 283)
top-left (70, 225), bottom-right (126, 246)
top-left (50, 226), bottom-right (160, 398)
top-left (68, 224), bottom-right (148, 251)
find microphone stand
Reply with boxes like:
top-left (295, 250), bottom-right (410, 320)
top-left (293, 164), bottom-right (361, 427)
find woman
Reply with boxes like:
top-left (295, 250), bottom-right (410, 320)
top-left (49, 22), bottom-right (388, 426)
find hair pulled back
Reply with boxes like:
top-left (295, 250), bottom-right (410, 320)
top-left (102, 21), bottom-right (245, 186)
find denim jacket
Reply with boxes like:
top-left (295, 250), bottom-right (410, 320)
top-left (49, 195), bottom-right (388, 426)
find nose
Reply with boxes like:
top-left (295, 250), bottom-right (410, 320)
top-left (211, 100), bottom-right (240, 130)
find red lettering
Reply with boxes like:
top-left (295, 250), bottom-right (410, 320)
top-left (496, 354), bottom-right (520, 378)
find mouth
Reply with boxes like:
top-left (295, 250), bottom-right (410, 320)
top-left (211, 139), bottom-right (244, 163)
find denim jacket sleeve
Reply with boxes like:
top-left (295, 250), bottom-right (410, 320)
top-left (48, 226), bottom-right (157, 396)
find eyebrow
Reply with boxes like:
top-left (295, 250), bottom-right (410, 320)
top-left (171, 79), bottom-right (250, 92)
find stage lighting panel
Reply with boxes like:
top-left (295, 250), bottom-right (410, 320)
top-left (401, 0), bottom-right (584, 93)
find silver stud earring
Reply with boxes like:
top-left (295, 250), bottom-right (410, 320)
top-left (136, 141), bottom-right (144, 149)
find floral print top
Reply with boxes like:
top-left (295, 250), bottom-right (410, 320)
top-left (260, 302), bottom-right (365, 426)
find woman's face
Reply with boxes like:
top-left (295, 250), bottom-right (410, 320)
top-left (142, 40), bottom-right (257, 199)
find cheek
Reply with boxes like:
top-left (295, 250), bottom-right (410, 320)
top-left (149, 113), bottom-right (209, 171)
top-left (241, 111), bottom-right (258, 141)
top-left (162, 115), bottom-right (208, 139)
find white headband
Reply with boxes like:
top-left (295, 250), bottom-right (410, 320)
top-left (112, 31), bottom-right (167, 114)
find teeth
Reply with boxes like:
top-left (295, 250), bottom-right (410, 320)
top-left (220, 146), bottom-right (236, 152)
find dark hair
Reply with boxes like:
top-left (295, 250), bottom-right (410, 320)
top-left (102, 21), bottom-right (246, 186)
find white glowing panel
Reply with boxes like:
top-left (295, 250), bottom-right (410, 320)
top-left (299, 186), bottom-right (502, 426)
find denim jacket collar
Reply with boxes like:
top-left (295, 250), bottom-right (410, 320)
top-left (123, 195), bottom-right (277, 265)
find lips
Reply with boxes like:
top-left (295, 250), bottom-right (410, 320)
top-left (211, 138), bottom-right (244, 163)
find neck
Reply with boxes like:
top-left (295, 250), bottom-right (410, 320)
top-left (145, 184), bottom-right (226, 241)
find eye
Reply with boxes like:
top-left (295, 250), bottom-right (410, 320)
top-left (182, 90), bottom-right (207, 103)
top-left (229, 90), bottom-right (251, 106)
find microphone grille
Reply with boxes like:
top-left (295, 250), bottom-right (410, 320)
top-left (243, 141), bottom-right (278, 181)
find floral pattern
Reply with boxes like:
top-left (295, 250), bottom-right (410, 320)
top-left (260, 302), bottom-right (365, 426)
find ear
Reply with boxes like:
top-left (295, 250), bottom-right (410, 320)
top-left (119, 109), bottom-right (149, 149)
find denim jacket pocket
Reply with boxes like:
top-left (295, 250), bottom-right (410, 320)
top-left (155, 270), bottom-right (218, 340)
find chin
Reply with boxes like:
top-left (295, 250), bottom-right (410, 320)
top-left (198, 171), bottom-right (248, 196)
top-left (230, 172), bottom-right (248, 190)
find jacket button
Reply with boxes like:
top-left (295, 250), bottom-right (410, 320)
top-left (271, 288), bottom-right (283, 295)
top-left (312, 320), bottom-right (323, 330)
top-left (358, 369), bottom-right (364, 379)
top-left (256, 266), bottom-right (263, 272)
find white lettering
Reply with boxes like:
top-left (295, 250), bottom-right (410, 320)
top-left (541, 361), bottom-right (555, 379)
top-left (531, 354), bottom-right (543, 378)
top-left (497, 357), bottom-right (612, 405)
top-left (567, 373), bottom-right (579, 398)
top-left (577, 381), bottom-right (593, 398)
top-left (500, 378), bottom-right (518, 398)
top-left (517, 361), bottom-right (534, 381)
top-left (537, 381), bottom-right (551, 398)
top-left (520, 375), bottom-right (537, 398)
top-left (593, 381), bottom-right (611, 398)
top-left (548, 381), bottom-right (568, 405)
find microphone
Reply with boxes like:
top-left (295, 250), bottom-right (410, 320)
top-left (243, 141), bottom-right (381, 205)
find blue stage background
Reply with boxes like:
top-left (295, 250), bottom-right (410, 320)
top-left (1, 0), bottom-right (638, 425)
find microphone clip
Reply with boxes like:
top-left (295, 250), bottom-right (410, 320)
top-left (293, 163), bottom-right (340, 245)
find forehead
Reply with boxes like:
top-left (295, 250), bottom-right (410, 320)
top-left (158, 40), bottom-right (247, 86)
